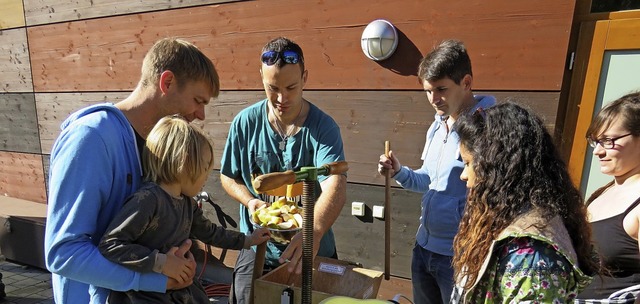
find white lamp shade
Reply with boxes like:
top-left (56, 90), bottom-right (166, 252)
top-left (361, 19), bottom-right (398, 61)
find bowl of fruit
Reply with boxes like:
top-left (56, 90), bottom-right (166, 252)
top-left (251, 197), bottom-right (304, 245)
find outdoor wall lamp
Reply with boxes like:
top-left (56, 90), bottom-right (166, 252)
top-left (361, 19), bottom-right (398, 61)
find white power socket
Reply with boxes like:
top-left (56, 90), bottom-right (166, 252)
top-left (351, 202), bottom-right (365, 216)
top-left (373, 205), bottom-right (385, 219)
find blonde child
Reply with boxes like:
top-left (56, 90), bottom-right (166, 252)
top-left (99, 115), bottom-right (269, 303)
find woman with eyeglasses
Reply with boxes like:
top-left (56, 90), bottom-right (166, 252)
top-left (575, 92), bottom-right (640, 303)
top-left (450, 102), bottom-right (600, 303)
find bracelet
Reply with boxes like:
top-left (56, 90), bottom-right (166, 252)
top-left (246, 197), bottom-right (256, 206)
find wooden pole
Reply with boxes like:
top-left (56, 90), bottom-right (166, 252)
top-left (384, 141), bottom-right (391, 280)
top-left (250, 242), bottom-right (267, 304)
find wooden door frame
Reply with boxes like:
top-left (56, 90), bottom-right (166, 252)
top-left (564, 16), bottom-right (640, 187)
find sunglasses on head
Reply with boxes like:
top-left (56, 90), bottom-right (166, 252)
top-left (261, 50), bottom-right (303, 66)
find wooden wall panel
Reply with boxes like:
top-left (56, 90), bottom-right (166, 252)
top-left (23, 0), bottom-right (242, 26)
top-left (35, 92), bottom-right (129, 155)
top-left (0, 151), bottom-right (46, 203)
top-left (327, 91), bottom-right (560, 185)
top-left (28, 0), bottom-right (574, 92)
top-left (0, 93), bottom-right (41, 154)
top-left (43, 155), bottom-right (49, 198)
top-left (0, 28), bottom-right (33, 93)
top-left (0, 0), bottom-right (26, 29)
top-left (202, 169), bottom-right (421, 278)
top-left (38, 91), bottom-right (559, 186)
top-left (335, 183), bottom-right (422, 278)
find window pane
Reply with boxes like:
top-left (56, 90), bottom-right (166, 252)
top-left (591, 0), bottom-right (640, 13)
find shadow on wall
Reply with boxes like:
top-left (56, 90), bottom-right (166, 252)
top-left (376, 27), bottom-right (422, 77)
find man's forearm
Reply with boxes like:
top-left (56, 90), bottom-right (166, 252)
top-left (313, 175), bottom-right (347, 235)
top-left (220, 174), bottom-right (255, 207)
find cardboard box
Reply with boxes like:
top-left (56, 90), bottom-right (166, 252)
top-left (254, 256), bottom-right (383, 304)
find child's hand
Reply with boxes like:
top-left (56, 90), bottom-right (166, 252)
top-left (162, 253), bottom-right (195, 284)
top-left (249, 227), bottom-right (271, 246)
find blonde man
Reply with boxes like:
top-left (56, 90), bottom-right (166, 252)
top-left (45, 38), bottom-right (220, 304)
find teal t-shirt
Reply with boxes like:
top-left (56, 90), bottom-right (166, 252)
top-left (220, 99), bottom-right (345, 265)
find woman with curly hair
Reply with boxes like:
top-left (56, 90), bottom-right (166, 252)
top-left (450, 102), bottom-right (600, 303)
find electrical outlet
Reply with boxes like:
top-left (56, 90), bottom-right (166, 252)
top-left (373, 205), bottom-right (385, 219)
top-left (351, 202), bottom-right (365, 216)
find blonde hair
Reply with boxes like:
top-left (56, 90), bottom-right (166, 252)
top-left (143, 115), bottom-right (214, 184)
top-left (140, 37), bottom-right (220, 98)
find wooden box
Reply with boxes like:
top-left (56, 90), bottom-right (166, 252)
top-left (254, 256), bottom-right (383, 304)
top-left (0, 197), bottom-right (48, 270)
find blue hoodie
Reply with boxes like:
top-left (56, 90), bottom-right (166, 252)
top-left (45, 103), bottom-right (166, 303)
top-left (393, 95), bottom-right (496, 256)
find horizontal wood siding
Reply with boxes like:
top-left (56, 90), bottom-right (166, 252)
top-left (35, 92), bottom-right (130, 155)
top-left (27, 0), bottom-right (574, 92)
top-left (0, 151), bottom-right (46, 203)
top-left (22, 0), bottom-right (243, 26)
top-left (36, 91), bottom-right (559, 186)
top-left (0, 28), bottom-right (33, 93)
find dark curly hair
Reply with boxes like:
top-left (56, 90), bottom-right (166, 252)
top-left (452, 102), bottom-right (600, 289)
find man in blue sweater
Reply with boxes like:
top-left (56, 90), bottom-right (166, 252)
top-left (378, 40), bottom-right (495, 304)
top-left (45, 38), bottom-right (220, 303)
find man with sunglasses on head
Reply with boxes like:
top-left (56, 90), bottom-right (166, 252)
top-left (220, 37), bottom-right (347, 304)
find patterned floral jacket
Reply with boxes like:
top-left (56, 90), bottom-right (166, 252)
top-left (451, 210), bottom-right (593, 303)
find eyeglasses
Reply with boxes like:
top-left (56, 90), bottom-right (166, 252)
top-left (261, 50), bottom-right (304, 66)
top-left (587, 133), bottom-right (632, 149)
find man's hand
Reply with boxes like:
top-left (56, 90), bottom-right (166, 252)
top-left (165, 239), bottom-right (196, 290)
top-left (278, 231), bottom-right (321, 274)
top-left (247, 198), bottom-right (268, 214)
top-left (162, 254), bottom-right (193, 283)
top-left (378, 150), bottom-right (401, 177)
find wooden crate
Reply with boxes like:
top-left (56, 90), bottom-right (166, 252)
top-left (254, 256), bottom-right (383, 304)
top-left (0, 196), bottom-right (47, 270)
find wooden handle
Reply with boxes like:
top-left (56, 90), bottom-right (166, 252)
top-left (252, 161), bottom-right (349, 193)
top-left (384, 141), bottom-right (391, 280)
top-left (250, 242), bottom-right (267, 304)
top-left (252, 170), bottom-right (296, 193)
top-left (323, 161), bottom-right (349, 175)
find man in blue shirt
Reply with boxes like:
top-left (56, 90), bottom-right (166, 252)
top-left (220, 37), bottom-right (347, 304)
top-left (378, 39), bottom-right (495, 304)
top-left (45, 38), bottom-right (220, 303)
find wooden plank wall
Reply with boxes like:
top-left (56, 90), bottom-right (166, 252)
top-left (0, 0), bottom-right (576, 279)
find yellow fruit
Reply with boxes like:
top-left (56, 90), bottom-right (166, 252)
top-left (267, 216), bottom-right (282, 226)
top-left (251, 210), bottom-right (260, 224)
top-left (277, 219), bottom-right (295, 229)
top-left (267, 209), bottom-right (281, 216)
top-left (280, 205), bottom-right (290, 214)
top-left (251, 197), bottom-right (303, 229)
top-left (293, 213), bottom-right (303, 228)
top-left (290, 205), bottom-right (298, 214)
top-left (257, 212), bottom-right (272, 226)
